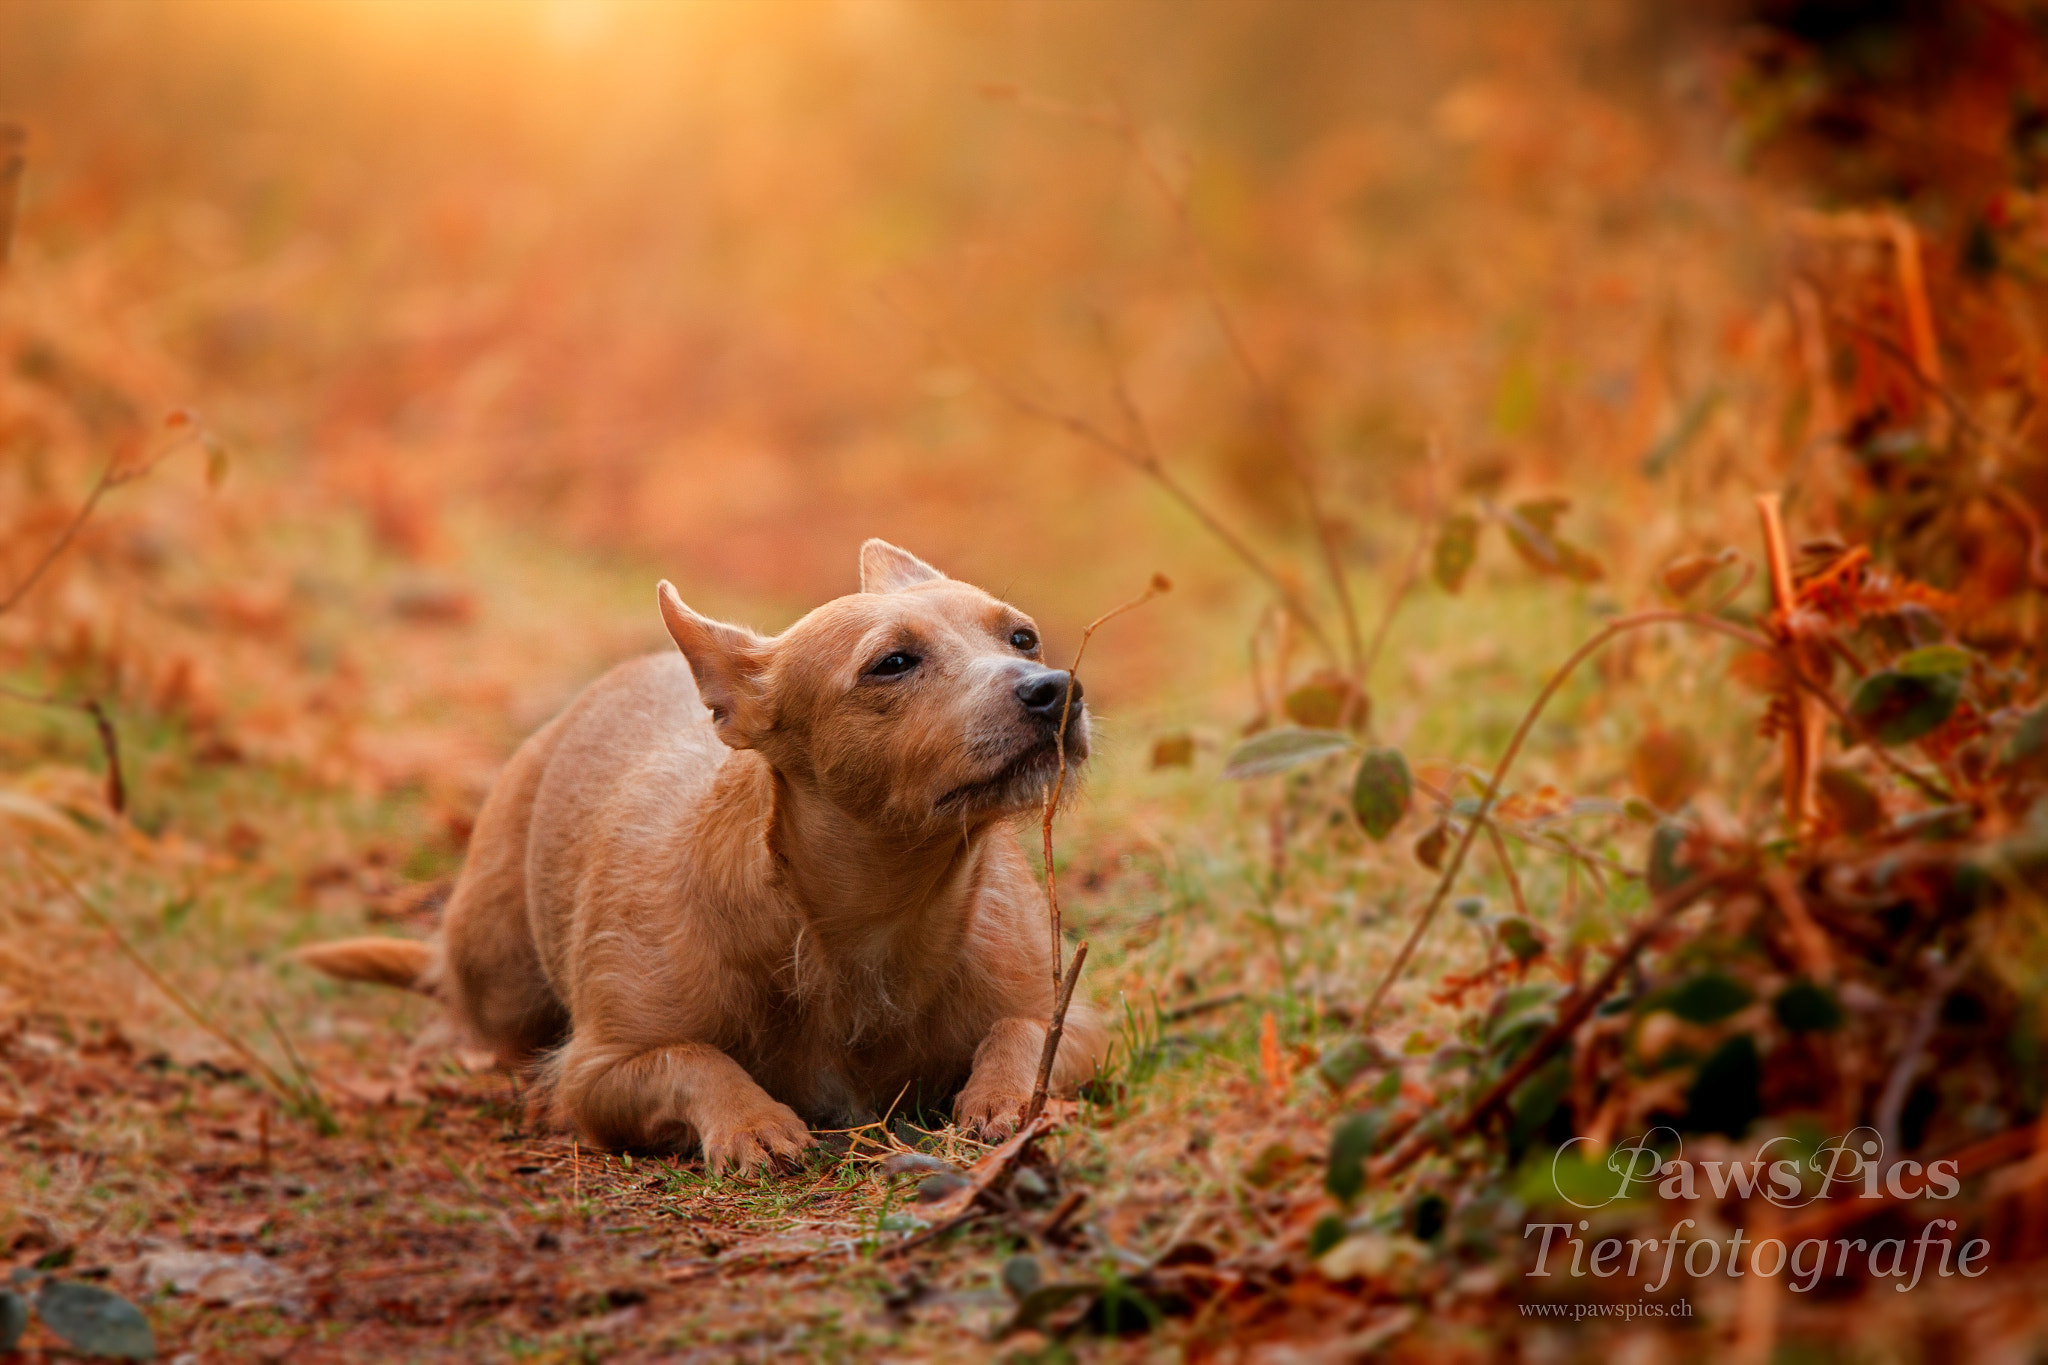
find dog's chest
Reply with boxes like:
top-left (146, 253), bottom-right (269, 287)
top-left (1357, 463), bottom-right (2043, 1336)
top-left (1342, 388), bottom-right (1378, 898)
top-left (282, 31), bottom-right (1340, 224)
top-left (745, 978), bottom-right (976, 1125)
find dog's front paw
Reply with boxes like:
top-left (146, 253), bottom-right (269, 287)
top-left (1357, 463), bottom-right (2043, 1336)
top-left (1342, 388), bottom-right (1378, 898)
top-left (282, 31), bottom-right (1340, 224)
top-left (700, 1102), bottom-right (814, 1175)
top-left (954, 1083), bottom-right (1030, 1142)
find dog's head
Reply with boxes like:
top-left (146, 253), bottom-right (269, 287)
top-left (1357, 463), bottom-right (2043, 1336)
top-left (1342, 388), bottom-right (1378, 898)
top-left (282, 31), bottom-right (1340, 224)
top-left (657, 540), bottom-right (1087, 830)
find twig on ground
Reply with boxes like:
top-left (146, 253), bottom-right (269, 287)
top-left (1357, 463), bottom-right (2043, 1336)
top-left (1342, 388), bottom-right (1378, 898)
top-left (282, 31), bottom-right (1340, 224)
top-left (880, 1112), bottom-right (1060, 1259)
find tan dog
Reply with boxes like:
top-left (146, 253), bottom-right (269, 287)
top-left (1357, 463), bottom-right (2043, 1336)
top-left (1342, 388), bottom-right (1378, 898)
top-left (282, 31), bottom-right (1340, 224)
top-left (301, 540), bottom-right (1104, 1170)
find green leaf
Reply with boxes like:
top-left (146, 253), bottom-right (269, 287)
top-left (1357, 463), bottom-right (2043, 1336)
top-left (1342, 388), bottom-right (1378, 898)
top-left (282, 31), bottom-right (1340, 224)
top-left (1496, 917), bottom-right (1546, 965)
top-left (35, 1281), bottom-right (155, 1360)
top-left (1244, 1141), bottom-right (1300, 1189)
top-left (1326, 1113), bottom-right (1379, 1206)
top-left (1351, 748), bottom-right (1413, 840)
top-left (1851, 669), bottom-right (1962, 745)
top-left (1684, 1034), bottom-right (1761, 1138)
top-left (1895, 645), bottom-right (1971, 677)
top-left (1308, 1214), bottom-right (1348, 1257)
top-left (1660, 973), bottom-right (1754, 1025)
top-left (1221, 727), bottom-right (1356, 780)
top-left (1316, 1037), bottom-right (1381, 1092)
top-left (1773, 981), bottom-right (1844, 1033)
top-left (0, 1290), bottom-right (25, 1354)
top-left (2004, 703), bottom-right (2048, 769)
top-left (1001, 1254), bottom-right (1043, 1302)
top-left (1508, 1056), bottom-right (1571, 1152)
top-left (1647, 820), bottom-right (1697, 894)
top-left (1006, 1282), bottom-right (1098, 1334)
top-left (1433, 513), bottom-right (1480, 593)
top-left (1409, 1192), bottom-right (1449, 1241)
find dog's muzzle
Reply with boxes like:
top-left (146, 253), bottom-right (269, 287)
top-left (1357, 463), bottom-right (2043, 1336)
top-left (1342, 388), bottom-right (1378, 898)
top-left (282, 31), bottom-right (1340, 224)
top-left (1015, 668), bottom-right (1084, 738)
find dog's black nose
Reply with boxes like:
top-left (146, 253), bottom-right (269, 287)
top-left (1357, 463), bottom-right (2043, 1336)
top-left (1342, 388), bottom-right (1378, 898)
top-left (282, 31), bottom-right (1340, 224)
top-left (1016, 668), bottom-right (1082, 719)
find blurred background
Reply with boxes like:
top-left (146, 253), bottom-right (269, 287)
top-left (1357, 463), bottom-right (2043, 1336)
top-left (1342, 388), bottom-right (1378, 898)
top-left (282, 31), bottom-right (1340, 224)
top-left (0, 0), bottom-right (1775, 736)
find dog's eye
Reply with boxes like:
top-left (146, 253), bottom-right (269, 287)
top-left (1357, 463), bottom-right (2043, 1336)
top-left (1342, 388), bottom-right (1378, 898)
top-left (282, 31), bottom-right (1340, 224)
top-left (1009, 629), bottom-right (1038, 653)
top-left (867, 652), bottom-right (919, 678)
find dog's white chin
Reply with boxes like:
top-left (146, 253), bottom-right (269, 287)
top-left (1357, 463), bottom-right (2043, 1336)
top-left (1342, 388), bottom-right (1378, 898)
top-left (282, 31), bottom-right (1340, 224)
top-left (935, 737), bottom-right (1085, 818)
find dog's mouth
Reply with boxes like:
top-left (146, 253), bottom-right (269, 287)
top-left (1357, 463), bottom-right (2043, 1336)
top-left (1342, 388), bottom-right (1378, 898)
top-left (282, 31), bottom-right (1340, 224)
top-left (935, 736), bottom-right (1081, 815)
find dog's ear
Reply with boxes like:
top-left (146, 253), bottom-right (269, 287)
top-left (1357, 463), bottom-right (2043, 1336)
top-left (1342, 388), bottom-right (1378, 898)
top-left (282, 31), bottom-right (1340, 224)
top-left (859, 539), bottom-right (945, 594)
top-left (657, 581), bottom-right (769, 748)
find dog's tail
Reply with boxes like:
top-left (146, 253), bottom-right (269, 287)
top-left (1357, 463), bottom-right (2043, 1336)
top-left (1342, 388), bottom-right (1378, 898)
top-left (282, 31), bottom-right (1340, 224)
top-left (296, 937), bottom-right (437, 993)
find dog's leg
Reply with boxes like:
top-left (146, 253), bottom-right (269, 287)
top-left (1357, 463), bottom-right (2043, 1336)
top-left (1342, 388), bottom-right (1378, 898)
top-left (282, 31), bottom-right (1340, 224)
top-left (555, 1040), bottom-right (814, 1174)
top-left (955, 1006), bottom-right (1106, 1139)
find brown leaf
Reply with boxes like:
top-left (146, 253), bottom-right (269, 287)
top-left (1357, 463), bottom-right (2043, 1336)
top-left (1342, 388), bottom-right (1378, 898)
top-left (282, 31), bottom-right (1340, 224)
top-left (1433, 513), bottom-right (1480, 593)
top-left (1629, 727), bottom-right (1705, 811)
top-left (1283, 670), bottom-right (1368, 732)
top-left (1150, 733), bottom-right (1195, 769)
top-left (1499, 500), bottom-right (1603, 582)
top-left (1660, 548), bottom-right (1736, 599)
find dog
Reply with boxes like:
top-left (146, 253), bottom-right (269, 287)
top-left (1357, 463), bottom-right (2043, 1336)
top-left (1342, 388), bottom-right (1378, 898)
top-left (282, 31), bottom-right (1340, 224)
top-left (300, 539), bottom-right (1105, 1171)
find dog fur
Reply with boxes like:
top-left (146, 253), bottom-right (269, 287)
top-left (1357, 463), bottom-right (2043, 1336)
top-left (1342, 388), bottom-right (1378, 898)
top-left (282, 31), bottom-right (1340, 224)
top-left (301, 540), bottom-right (1104, 1171)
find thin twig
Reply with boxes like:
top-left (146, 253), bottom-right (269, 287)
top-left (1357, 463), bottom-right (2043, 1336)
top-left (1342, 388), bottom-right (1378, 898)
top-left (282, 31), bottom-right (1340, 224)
top-left (1021, 942), bottom-right (1088, 1129)
top-left (1482, 822), bottom-right (1531, 923)
top-left (1039, 574), bottom-right (1171, 990)
top-left (941, 320), bottom-right (1335, 664)
top-left (1355, 602), bottom-right (1908, 1028)
top-left (0, 425), bottom-right (199, 618)
top-left (1358, 435), bottom-right (1442, 694)
top-left (23, 847), bottom-right (309, 1114)
top-left (1012, 91), bottom-right (1365, 680)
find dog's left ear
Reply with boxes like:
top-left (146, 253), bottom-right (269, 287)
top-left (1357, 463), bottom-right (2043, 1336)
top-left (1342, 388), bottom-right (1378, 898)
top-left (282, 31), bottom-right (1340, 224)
top-left (859, 539), bottom-right (945, 594)
top-left (657, 581), bottom-right (770, 749)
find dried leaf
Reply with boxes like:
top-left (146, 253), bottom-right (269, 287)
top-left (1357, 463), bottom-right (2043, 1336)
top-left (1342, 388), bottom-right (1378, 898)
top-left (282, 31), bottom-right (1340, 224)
top-left (1660, 548), bottom-right (1737, 600)
top-left (1433, 513), bottom-right (1480, 592)
top-left (35, 1280), bottom-right (155, 1360)
top-left (1816, 765), bottom-right (1884, 835)
top-left (1351, 747), bottom-right (1413, 840)
top-left (1283, 669), bottom-right (1367, 731)
top-left (1499, 500), bottom-right (1603, 582)
top-left (1220, 727), bottom-right (1355, 779)
top-left (1629, 727), bottom-right (1705, 812)
top-left (203, 435), bottom-right (230, 489)
top-left (1149, 733), bottom-right (1195, 769)
top-left (1413, 822), bottom-right (1449, 870)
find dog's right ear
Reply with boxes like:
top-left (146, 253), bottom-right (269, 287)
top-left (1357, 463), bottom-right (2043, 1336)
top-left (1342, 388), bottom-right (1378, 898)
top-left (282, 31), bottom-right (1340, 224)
top-left (860, 538), bottom-right (945, 594)
top-left (658, 581), bottom-right (769, 748)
